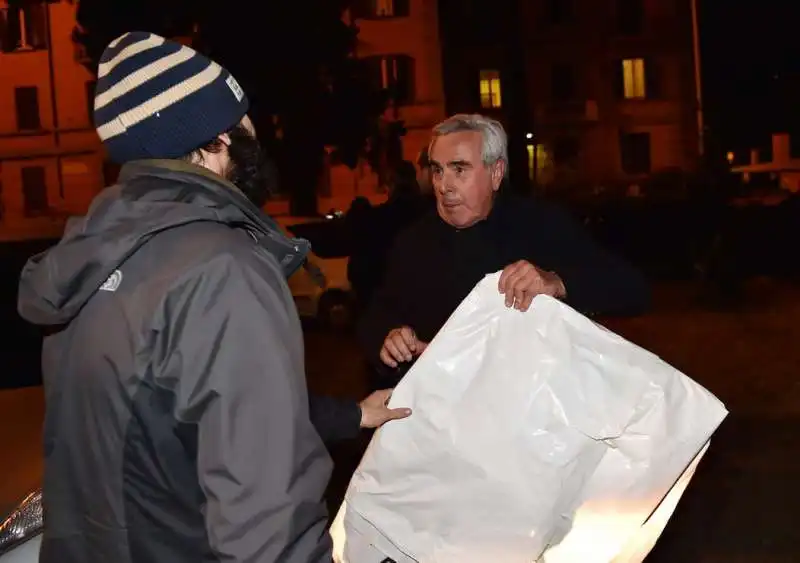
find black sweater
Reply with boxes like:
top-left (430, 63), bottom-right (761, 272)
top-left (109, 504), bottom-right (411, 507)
top-left (358, 194), bottom-right (650, 386)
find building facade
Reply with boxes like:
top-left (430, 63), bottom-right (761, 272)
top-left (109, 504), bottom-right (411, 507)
top-left (1, 1), bottom-right (446, 225)
top-left (0, 0), bottom-right (105, 240)
top-left (317, 0), bottom-right (446, 212)
top-left (731, 133), bottom-right (800, 193)
top-left (438, 0), bottom-right (702, 194)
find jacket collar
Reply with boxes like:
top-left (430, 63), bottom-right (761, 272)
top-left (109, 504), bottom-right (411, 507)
top-left (120, 159), bottom-right (311, 278)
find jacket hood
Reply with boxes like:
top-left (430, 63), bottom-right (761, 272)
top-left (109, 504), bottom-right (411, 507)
top-left (18, 159), bottom-right (308, 326)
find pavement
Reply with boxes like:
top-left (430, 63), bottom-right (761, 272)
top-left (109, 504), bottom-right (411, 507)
top-left (2, 279), bottom-right (799, 561)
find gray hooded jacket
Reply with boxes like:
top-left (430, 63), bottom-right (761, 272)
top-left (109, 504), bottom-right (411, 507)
top-left (18, 160), bottom-right (333, 563)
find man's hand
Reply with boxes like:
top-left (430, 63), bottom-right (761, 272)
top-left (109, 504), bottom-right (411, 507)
top-left (380, 326), bottom-right (428, 368)
top-left (498, 260), bottom-right (566, 312)
top-left (359, 389), bottom-right (411, 428)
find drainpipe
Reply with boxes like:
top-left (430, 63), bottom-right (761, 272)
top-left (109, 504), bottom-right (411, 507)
top-left (44, 1), bottom-right (64, 198)
top-left (690, 0), bottom-right (704, 158)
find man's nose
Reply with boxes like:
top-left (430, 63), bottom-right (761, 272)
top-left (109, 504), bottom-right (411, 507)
top-left (435, 181), bottom-right (451, 195)
top-left (435, 174), bottom-right (452, 193)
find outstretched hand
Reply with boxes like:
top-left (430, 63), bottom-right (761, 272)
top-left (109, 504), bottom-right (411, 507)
top-left (359, 388), bottom-right (411, 429)
top-left (498, 260), bottom-right (566, 311)
top-left (380, 326), bottom-right (428, 367)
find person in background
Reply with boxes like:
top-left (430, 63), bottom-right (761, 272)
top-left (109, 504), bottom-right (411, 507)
top-left (343, 196), bottom-right (374, 308)
top-left (346, 195), bottom-right (373, 220)
top-left (359, 114), bottom-right (650, 390)
top-left (17, 32), bottom-right (407, 563)
top-left (348, 160), bottom-right (428, 311)
top-left (416, 146), bottom-right (434, 197)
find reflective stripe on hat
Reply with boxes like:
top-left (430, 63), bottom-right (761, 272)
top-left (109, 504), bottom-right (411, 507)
top-left (96, 62), bottom-right (223, 141)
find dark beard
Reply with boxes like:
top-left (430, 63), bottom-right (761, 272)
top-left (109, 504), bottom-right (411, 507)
top-left (225, 125), bottom-right (276, 208)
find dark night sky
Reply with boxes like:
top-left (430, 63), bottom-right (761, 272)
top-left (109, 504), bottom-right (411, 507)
top-left (701, 0), bottom-right (800, 153)
top-left (74, 0), bottom-right (800, 156)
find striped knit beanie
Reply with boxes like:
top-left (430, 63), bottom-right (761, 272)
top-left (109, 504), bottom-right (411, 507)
top-left (94, 31), bottom-right (249, 164)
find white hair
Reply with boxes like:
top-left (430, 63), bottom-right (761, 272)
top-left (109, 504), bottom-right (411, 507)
top-left (430, 113), bottom-right (508, 177)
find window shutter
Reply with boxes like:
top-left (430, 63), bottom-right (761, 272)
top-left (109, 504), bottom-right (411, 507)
top-left (393, 0), bottom-right (410, 17)
top-left (613, 61), bottom-right (624, 99)
top-left (394, 55), bottom-right (415, 104)
top-left (645, 57), bottom-right (661, 99)
top-left (363, 56), bottom-right (385, 93)
top-left (15, 87), bottom-right (41, 130)
top-left (349, 0), bottom-right (372, 20)
top-left (2, 5), bottom-right (21, 50)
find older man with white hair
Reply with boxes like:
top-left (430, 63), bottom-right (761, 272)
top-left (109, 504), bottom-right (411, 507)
top-left (358, 113), bottom-right (650, 388)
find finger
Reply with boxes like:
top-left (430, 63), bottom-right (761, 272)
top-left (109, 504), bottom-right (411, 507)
top-left (379, 347), bottom-right (398, 368)
top-left (415, 341), bottom-right (428, 355)
top-left (498, 261), bottom-right (522, 294)
top-left (373, 388), bottom-right (393, 405)
top-left (387, 335), bottom-right (412, 362)
top-left (513, 286), bottom-right (527, 310)
top-left (512, 265), bottom-right (544, 294)
top-left (503, 267), bottom-right (528, 307)
top-left (395, 333), bottom-right (416, 360)
top-left (499, 261), bottom-right (525, 293)
top-left (525, 269), bottom-right (549, 299)
top-left (519, 290), bottom-right (535, 312)
top-left (385, 407), bottom-right (412, 421)
top-left (399, 327), bottom-right (418, 353)
top-left (513, 266), bottom-right (543, 308)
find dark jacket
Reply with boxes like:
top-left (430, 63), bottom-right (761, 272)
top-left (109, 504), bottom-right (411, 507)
top-left (310, 395), bottom-right (361, 444)
top-left (358, 193), bottom-right (650, 388)
top-left (347, 192), bottom-right (428, 309)
top-left (18, 160), bottom-right (335, 563)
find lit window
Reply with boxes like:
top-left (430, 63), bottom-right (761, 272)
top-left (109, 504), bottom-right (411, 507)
top-left (376, 0), bottom-right (395, 16)
top-left (365, 54), bottom-right (414, 104)
top-left (479, 70), bottom-right (502, 109)
top-left (527, 144), bottom-right (552, 183)
top-left (352, 0), bottom-right (410, 18)
top-left (622, 58), bottom-right (646, 99)
top-left (379, 58), bottom-right (397, 89)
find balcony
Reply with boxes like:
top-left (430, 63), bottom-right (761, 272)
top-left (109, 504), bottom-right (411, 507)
top-left (350, 0), bottom-right (410, 20)
top-left (0, 4), bottom-right (48, 54)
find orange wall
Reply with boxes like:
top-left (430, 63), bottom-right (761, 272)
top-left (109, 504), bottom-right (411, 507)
top-left (331, 0), bottom-right (445, 203)
top-left (0, 0), bottom-right (104, 239)
top-left (2, 0), bottom-right (444, 236)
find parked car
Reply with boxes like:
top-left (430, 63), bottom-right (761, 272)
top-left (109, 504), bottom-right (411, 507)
top-left (0, 490), bottom-right (41, 562)
top-left (278, 216), bottom-right (355, 329)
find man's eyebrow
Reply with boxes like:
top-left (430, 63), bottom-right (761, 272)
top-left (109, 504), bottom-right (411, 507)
top-left (447, 159), bottom-right (472, 168)
top-left (430, 158), bottom-right (473, 168)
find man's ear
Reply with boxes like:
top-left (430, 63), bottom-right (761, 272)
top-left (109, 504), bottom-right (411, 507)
top-left (491, 159), bottom-right (506, 191)
top-left (218, 131), bottom-right (232, 147)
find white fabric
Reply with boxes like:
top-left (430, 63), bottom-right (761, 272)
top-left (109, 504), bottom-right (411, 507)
top-left (332, 273), bottom-right (728, 563)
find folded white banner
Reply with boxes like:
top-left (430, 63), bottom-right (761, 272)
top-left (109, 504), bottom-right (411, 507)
top-left (333, 273), bottom-right (727, 563)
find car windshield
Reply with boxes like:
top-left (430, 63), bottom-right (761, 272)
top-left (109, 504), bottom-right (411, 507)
top-left (284, 219), bottom-right (351, 259)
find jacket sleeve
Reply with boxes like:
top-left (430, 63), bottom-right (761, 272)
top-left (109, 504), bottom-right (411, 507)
top-left (157, 252), bottom-right (332, 563)
top-left (356, 234), bottom-right (416, 382)
top-left (537, 204), bottom-right (651, 317)
top-left (309, 394), bottom-right (362, 444)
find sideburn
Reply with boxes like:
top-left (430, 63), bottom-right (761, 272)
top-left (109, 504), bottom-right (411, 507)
top-left (226, 126), bottom-right (276, 208)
